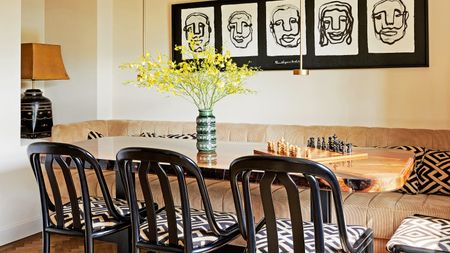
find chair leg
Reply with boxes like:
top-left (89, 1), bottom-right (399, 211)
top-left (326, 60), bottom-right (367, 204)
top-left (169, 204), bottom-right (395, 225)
top-left (365, 240), bottom-right (374, 253)
top-left (84, 236), bottom-right (94, 253)
top-left (116, 228), bottom-right (132, 253)
top-left (42, 231), bottom-right (50, 253)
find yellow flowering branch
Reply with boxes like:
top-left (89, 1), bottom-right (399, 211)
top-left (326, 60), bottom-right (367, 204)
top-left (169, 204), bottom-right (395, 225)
top-left (120, 40), bottom-right (258, 110)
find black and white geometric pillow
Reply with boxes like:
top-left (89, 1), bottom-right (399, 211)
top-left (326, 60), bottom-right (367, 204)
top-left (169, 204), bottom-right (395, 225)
top-left (385, 146), bottom-right (427, 194)
top-left (386, 214), bottom-right (450, 252)
top-left (417, 150), bottom-right (450, 195)
top-left (164, 133), bottom-right (197, 140)
top-left (139, 132), bottom-right (197, 140)
top-left (87, 130), bottom-right (104, 140)
top-left (139, 132), bottom-right (157, 138)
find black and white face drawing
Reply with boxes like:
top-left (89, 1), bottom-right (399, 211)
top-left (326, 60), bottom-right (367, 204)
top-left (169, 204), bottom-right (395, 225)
top-left (372, 0), bottom-right (409, 45)
top-left (183, 12), bottom-right (212, 52)
top-left (269, 4), bottom-right (301, 48)
top-left (318, 1), bottom-right (354, 47)
top-left (227, 11), bottom-right (253, 49)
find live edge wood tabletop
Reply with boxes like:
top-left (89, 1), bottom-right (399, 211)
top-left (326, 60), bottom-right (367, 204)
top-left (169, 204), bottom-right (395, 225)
top-left (73, 136), bottom-right (414, 193)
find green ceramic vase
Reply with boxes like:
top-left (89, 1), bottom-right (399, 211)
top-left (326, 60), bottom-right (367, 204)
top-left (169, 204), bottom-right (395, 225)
top-left (196, 109), bottom-right (216, 152)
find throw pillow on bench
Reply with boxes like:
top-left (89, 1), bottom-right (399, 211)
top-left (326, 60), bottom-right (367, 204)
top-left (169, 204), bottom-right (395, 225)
top-left (385, 145), bottom-right (428, 194)
top-left (86, 131), bottom-right (197, 140)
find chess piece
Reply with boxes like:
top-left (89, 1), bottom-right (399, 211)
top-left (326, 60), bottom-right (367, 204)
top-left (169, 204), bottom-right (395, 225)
top-left (277, 139), bottom-right (287, 155)
top-left (339, 141), bottom-right (345, 154)
top-left (321, 137), bottom-right (326, 150)
top-left (347, 143), bottom-right (353, 154)
top-left (289, 145), bottom-right (298, 157)
top-left (267, 141), bottom-right (275, 153)
top-left (305, 148), bottom-right (311, 158)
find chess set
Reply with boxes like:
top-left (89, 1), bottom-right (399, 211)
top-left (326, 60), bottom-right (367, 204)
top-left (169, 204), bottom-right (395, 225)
top-left (254, 135), bottom-right (368, 163)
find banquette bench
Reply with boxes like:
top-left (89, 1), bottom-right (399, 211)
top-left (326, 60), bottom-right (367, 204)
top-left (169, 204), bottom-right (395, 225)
top-left (51, 120), bottom-right (450, 252)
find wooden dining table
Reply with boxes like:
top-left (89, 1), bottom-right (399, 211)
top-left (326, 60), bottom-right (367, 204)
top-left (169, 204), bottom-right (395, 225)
top-left (73, 136), bottom-right (415, 222)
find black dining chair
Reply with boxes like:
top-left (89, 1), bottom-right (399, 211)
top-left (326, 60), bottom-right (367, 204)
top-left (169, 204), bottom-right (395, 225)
top-left (116, 147), bottom-right (241, 253)
top-left (27, 142), bottom-right (134, 253)
top-left (229, 155), bottom-right (374, 253)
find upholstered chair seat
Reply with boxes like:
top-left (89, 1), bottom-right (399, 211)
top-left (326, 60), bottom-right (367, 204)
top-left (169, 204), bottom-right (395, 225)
top-left (139, 207), bottom-right (237, 249)
top-left (255, 218), bottom-right (370, 253)
top-left (49, 196), bottom-right (144, 231)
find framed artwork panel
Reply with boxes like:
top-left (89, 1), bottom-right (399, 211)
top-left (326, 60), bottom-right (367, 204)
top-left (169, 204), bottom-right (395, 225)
top-left (171, 0), bottom-right (428, 70)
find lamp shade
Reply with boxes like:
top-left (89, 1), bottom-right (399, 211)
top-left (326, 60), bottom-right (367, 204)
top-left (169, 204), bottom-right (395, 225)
top-left (21, 43), bottom-right (69, 80)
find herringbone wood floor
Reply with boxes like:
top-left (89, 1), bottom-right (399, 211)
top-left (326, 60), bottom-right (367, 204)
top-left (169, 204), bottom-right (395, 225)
top-left (0, 233), bottom-right (119, 253)
top-left (0, 233), bottom-right (244, 252)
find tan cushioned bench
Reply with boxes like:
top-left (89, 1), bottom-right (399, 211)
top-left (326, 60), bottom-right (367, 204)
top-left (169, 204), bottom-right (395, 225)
top-left (51, 120), bottom-right (450, 252)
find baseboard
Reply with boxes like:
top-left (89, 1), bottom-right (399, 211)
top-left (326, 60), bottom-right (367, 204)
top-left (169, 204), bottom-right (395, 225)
top-left (0, 217), bottom-right (41, 246)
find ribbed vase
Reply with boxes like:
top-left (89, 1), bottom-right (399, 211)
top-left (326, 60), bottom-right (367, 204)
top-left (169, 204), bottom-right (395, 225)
top-left (196, 109), bottom-right (216, 152)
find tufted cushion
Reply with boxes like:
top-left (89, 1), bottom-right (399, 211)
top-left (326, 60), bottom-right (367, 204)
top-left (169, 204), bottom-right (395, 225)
top-left (417, 150), bottom-right (450, 195)
top-left (49, 196), bottom-right (143, 231)
top-left (385, 146), bottom-right (427, 194)
top-left (386, 215), bottom-right (450, 252)
top-left (255, 218), bottom-right (370, 253)
top-left (87, 130), bottom-right (104, 140)
top-left (139, 207), bottom-right (237, 249)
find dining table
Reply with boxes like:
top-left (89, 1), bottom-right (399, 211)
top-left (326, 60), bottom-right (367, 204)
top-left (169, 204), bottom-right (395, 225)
top-left (73, 136), bottom-right (415, 223)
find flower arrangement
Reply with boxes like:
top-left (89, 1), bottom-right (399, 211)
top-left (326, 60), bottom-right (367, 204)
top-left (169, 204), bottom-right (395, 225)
top-left (120, 41), bottom-right (258, 110)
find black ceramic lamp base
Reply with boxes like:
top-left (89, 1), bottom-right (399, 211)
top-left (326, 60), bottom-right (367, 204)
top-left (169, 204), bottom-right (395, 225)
top-left (21, 89), bottom-right (53, 139)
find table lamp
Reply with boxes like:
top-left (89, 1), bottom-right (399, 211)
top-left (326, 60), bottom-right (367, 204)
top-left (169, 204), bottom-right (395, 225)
top-left (21, 43), bottom-right (69, 138)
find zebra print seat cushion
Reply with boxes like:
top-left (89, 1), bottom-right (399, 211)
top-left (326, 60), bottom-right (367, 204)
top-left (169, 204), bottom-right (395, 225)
top-left (255, 218), bottom-right (369, 253)
top-left (139, 207), bottom-right (237, 249)
top-left (386, 215), bottom-right (450, 252)
top-left (49, 196), bottom-right (144, 231)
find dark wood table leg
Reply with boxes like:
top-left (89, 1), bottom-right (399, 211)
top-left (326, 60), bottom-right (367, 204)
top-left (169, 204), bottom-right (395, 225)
top-left (311, 189), bottom-right (332, 223)
top-left (114, 162), bottom-right (129, 200)
top-left (320, 190), bottom-right (332, 223)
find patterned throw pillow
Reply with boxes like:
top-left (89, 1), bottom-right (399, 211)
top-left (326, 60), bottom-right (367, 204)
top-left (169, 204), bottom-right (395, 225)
top-left (139, 132), bottom-right (197, 140)
top-left (87, 131), bottom-right (104, 140)
top-left (164, 133), bottom-right (197, 140)
top-left (417, 150), bottom-right (450, 195)
top-left (385, 146), bottom-right (427, 194)
top-left (139, 132), bottom-right (157, 138)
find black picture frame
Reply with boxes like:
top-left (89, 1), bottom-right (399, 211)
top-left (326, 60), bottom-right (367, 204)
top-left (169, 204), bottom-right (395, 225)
top-left (171, 0), bottom-right (428, 70)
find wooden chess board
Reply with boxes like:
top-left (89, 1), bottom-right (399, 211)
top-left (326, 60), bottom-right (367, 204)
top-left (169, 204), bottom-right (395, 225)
top-left (254, 147), bottom-right (368, 163)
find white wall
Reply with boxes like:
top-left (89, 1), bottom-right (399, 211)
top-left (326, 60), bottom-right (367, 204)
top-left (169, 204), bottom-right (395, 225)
top-left (0, 0), bottom-right (42, 246)
top-left (97, 0), bottom-right (114, 119)
top-left (113, 0), bottom-right (450, 130)
top-left (45, 0), bottom-right (98, 124)
top-left (21, 0), bottom-right (45, 91)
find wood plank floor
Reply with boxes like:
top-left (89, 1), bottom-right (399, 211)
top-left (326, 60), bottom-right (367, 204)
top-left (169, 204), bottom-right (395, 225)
top-left (0, 233), bottom-right (245, 252)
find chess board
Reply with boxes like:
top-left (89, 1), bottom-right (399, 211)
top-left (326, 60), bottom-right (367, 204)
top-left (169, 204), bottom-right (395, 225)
top-left (254, 147), bottom-right (368, 163)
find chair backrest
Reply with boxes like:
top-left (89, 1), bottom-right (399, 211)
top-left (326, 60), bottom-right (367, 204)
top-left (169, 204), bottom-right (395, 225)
top-left (116, 147), bottom-right (228, 251)
top-left (229, 155), bottom-right (355, 253)
top-left (27, 142), bottom-right (121, 233)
